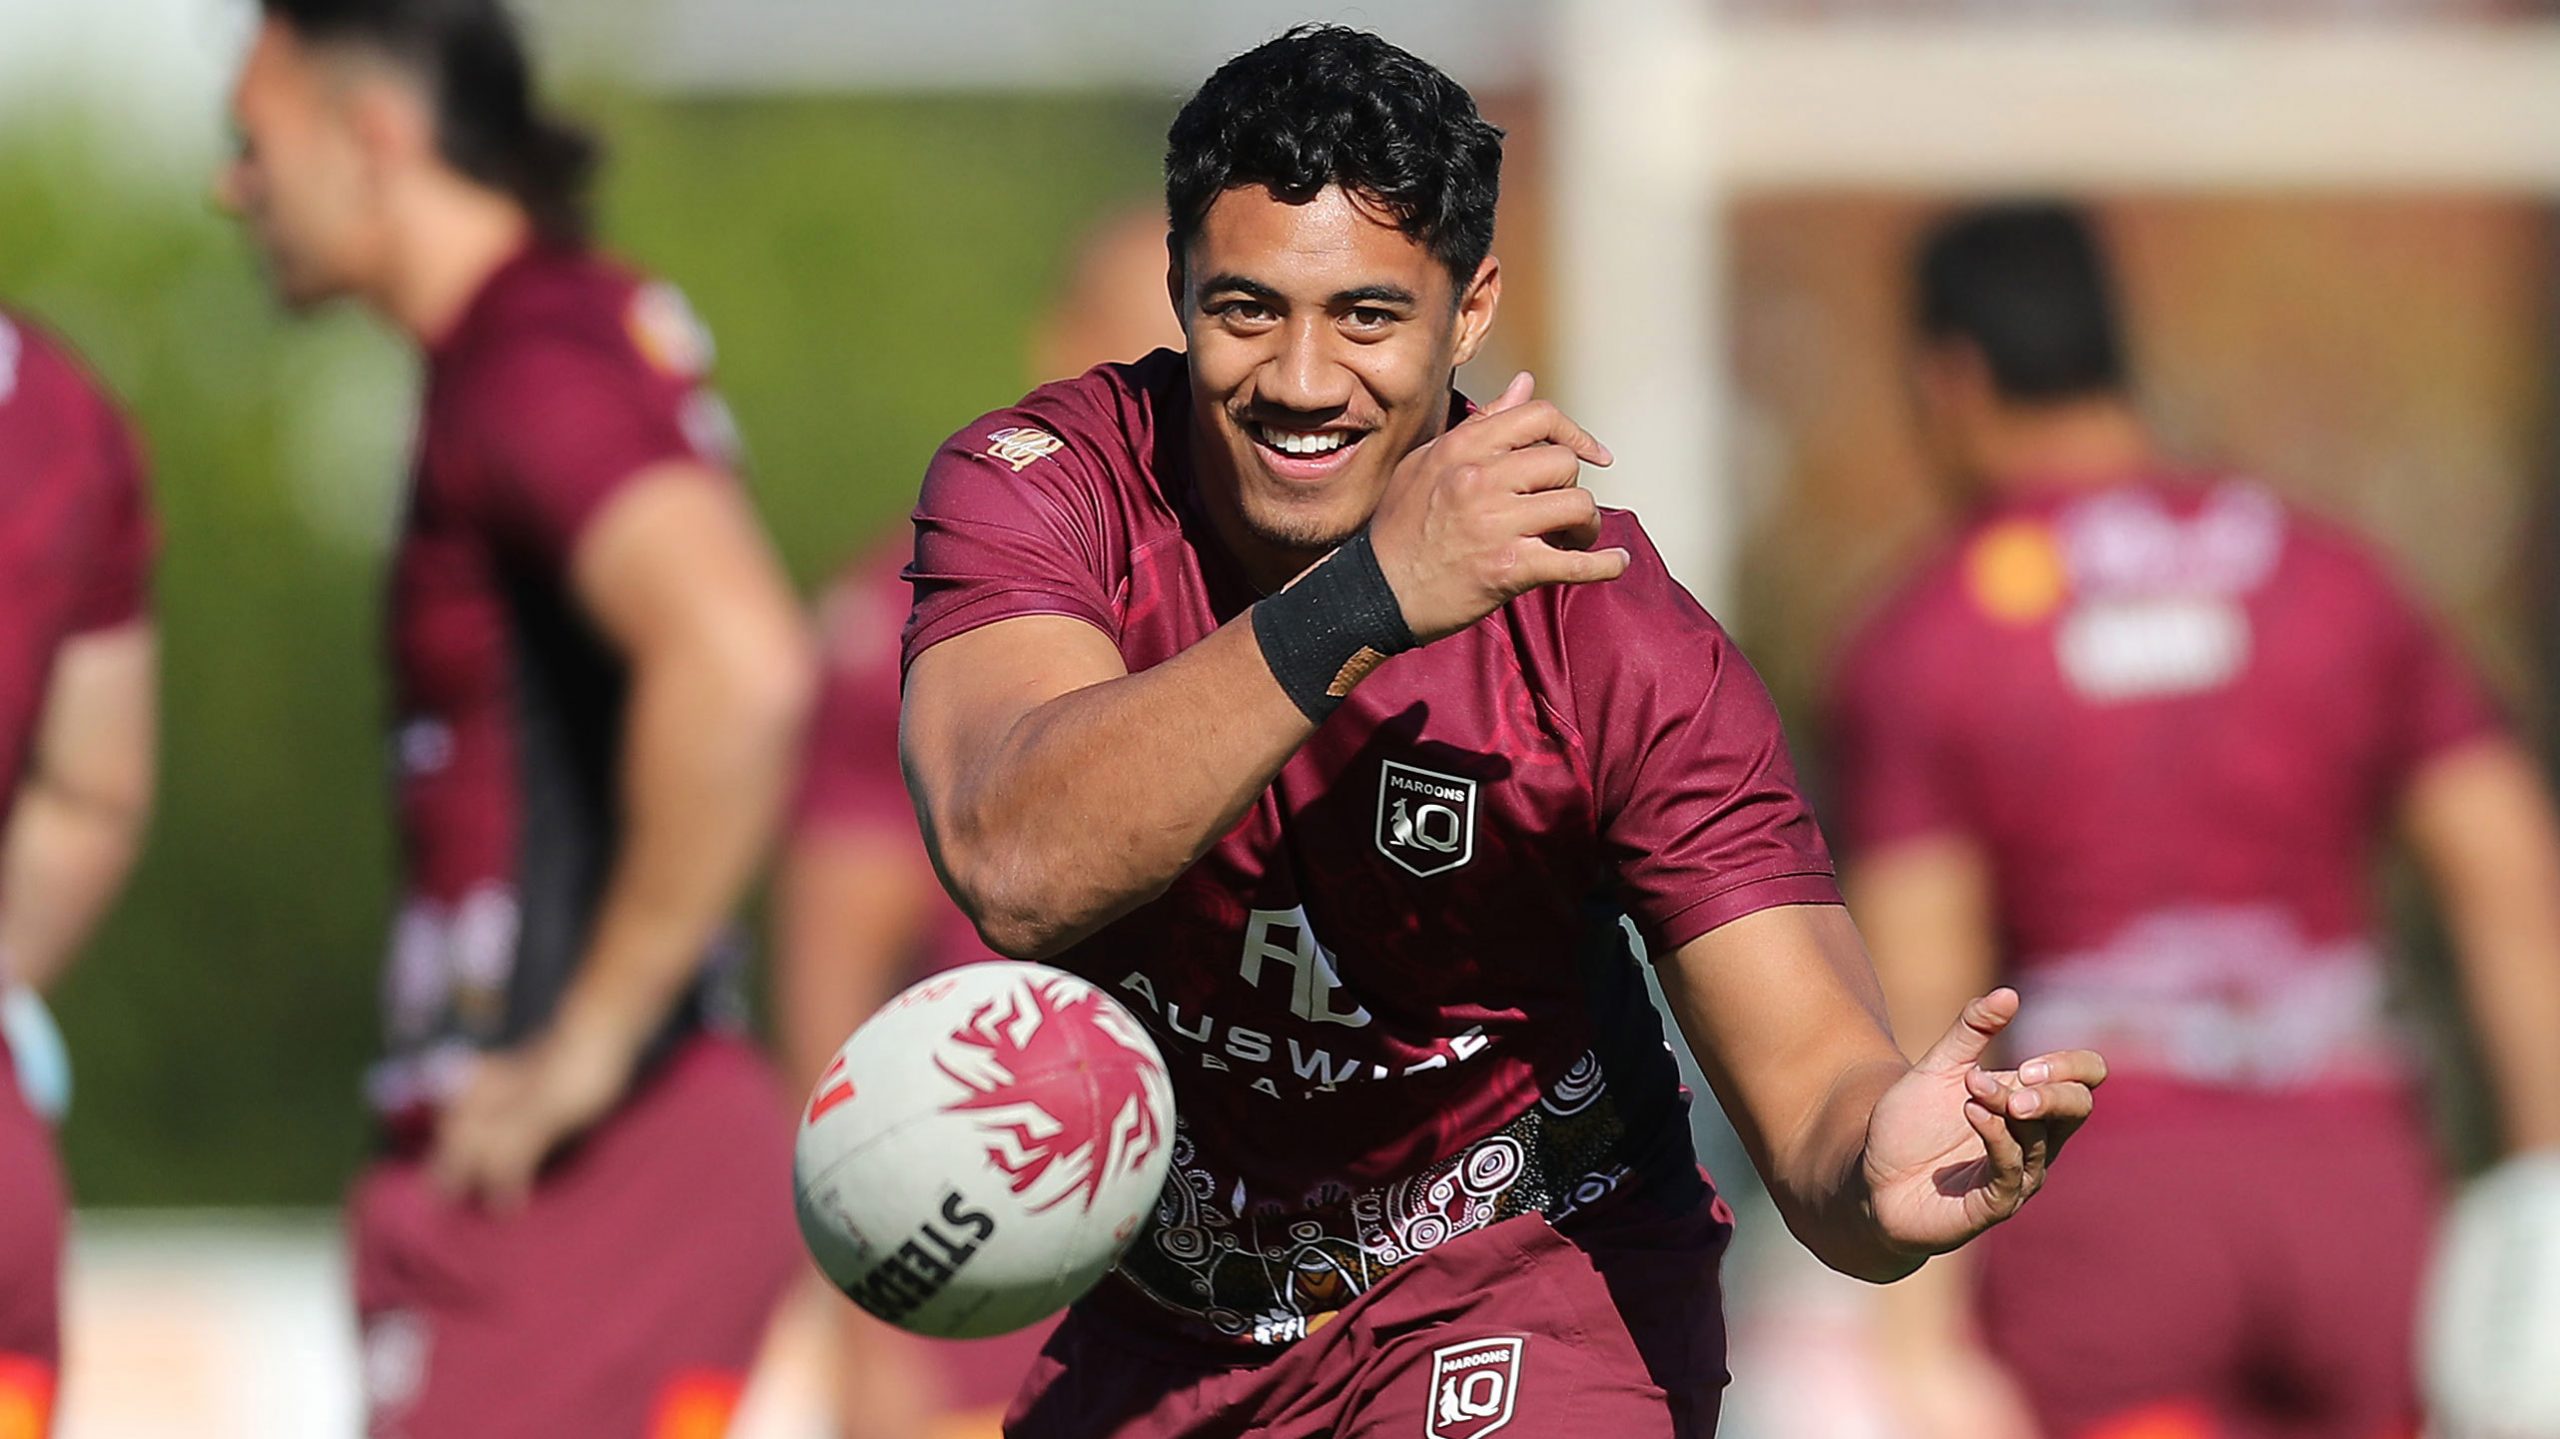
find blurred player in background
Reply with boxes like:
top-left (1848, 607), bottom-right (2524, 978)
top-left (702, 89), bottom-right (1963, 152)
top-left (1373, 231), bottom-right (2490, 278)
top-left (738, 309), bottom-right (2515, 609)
top-left (778, 201), bottom-right (1180, 1439)
top-left (1026, 207), bottom-right (1189, 388)
top-left (899, 28), bottom-right (2106, 1438)
top-left (0, 310), bottom-right (158, 1437)
top-left (218, 2), bottom-right (814, 1433)
top-left (1832, 203), bottom-right (2560, 1439)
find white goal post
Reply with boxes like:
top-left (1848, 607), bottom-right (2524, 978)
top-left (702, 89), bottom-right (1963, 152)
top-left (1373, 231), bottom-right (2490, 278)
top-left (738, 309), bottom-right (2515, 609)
top-left (1547, 7), bottom-right (2560, 614)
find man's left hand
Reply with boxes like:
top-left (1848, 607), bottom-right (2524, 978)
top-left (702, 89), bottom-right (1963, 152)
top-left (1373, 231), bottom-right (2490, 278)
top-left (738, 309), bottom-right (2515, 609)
top-left (1863, 988), bottom-right (2105, 1257)
top-left (429, 1018), bottom-right (640, 1211)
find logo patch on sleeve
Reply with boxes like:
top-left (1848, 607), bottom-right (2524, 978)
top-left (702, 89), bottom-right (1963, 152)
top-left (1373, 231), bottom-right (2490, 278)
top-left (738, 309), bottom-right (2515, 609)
top-left (1377, 761), bottom-right (1476, 878)
top-left (0, 316), bottom-right (20, 405)
top-left (1427, 1336), bottom-right (1523, 1438)
top-left (625, 281), bottom-right (716, 379)
top-left (985, 426), bottom-right (1065, 472)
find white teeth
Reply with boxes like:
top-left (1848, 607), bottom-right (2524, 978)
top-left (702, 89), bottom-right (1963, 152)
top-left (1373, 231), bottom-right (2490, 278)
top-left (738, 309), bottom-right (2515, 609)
top-left (1256, 425), bottom-right (1353, 457)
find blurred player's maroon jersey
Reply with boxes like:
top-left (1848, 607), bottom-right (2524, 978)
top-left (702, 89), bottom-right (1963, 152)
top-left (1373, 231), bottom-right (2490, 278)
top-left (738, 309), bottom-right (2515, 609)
top-left (797, 544), bottom-right (997, 975)
top-left (907, 350), bottom-right (1837, 1345)
top-left (371, 246), bottom-right (746, 1115)
top-left (1830, 478), bottom-right (2502, 1093)
top-left (0, 312), bottom-right (153, 805)
top-left (0, 310), bottom-right (154, 1381)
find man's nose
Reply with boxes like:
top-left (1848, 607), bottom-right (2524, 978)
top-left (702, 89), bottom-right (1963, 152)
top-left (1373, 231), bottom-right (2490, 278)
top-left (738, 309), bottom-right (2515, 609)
top-left (1256, 317), bottom-right (1355, 416)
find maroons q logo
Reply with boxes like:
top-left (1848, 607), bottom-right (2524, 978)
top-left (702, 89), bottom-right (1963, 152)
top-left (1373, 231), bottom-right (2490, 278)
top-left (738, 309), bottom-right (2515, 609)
top-left (1427, 1336), bottom-right (1524, 1438)
top-left (1377, 760), bottom-right (1476, 878)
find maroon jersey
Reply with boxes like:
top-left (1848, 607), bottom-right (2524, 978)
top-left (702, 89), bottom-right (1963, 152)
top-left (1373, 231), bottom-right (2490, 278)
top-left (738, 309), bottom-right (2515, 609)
top-left (0, 312), bottom-right (153, 815)
top-left (1829, 478), bottom-right (2502, 1093)
top-left (373, 247), bottom-right (746, 1115)
top-left (0, 310), bottom-right (151, 1382)
top-left (906, 350), bottom-right (1837, 1344)
top-left (793, 543), bottom-right (994, 977)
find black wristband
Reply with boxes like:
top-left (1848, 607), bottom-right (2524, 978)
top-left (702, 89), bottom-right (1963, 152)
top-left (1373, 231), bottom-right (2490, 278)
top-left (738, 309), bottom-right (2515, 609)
top-left (1251, 532), bottom-right (1418, 723)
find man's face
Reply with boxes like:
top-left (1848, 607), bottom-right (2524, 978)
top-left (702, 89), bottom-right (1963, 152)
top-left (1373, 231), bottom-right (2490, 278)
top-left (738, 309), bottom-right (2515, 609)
top-left (1178, 184), bottom-right (1496, 569)
top-left (216, 20), bottom-right (387, 309)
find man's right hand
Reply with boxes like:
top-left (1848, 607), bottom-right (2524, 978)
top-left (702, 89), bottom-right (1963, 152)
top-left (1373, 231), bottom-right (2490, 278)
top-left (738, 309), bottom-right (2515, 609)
top-left (1366, 372), bottom-right (1629, 643)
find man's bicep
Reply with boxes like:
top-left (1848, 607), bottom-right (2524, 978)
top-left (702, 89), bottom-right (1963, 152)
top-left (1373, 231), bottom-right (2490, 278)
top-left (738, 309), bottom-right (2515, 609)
top-left (2401, 735), bottom-right (2560, 896)
top-left (30, 620), bottom-right (156, 814)
top-left (899, 615), bottom-right (1127, 823)
top-left (568, 461), bottom-right (805, 671)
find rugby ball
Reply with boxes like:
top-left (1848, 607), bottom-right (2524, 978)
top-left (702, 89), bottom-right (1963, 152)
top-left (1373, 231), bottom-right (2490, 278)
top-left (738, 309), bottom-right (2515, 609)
top-left (793, 960), bottom-right (1175, 1338)
top-left (2423, 1153), bottom-right (2560, 1437)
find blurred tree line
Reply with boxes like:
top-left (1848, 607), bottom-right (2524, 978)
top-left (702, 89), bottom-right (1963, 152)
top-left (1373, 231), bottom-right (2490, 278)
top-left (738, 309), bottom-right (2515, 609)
top-left (1, 92), bottom-right (1167, 1205)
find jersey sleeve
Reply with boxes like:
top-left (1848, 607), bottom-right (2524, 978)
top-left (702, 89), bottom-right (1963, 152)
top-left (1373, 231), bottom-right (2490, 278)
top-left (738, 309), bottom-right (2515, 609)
top-left (794, 561), bottom-right (927, 841)
top-left (902, 409), bottom-right (1120, 668)
top-left (1823, 596), bottom-right (1978, 857)
top-left (66, 377), bottom-right (155, 634)
top-left (1569, 515), bottom-right (1840, 956)
top-left (2358, 549), bottom-right (2507, 784)
top-left (468, 334), bottom-right (711, 566)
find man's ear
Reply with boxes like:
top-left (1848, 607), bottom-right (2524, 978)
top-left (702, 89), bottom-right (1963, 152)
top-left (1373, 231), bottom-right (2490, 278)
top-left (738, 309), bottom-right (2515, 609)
top-left (1450, 255), bottom-right (1502, 368)
top-left (343, 65), bottom-right (438, 185)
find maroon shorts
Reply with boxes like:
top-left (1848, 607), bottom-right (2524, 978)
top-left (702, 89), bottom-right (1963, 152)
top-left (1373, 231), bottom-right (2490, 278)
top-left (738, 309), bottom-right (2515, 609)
top-left (1975, 1082), bottom-right (2438, 1439)
top-left (0, 1040), bottom-right (64, 1432)
top-left (1004, 1185), bottom-right (1733, 1439)
top-left (348, 1034), bottom-right (800, 1439)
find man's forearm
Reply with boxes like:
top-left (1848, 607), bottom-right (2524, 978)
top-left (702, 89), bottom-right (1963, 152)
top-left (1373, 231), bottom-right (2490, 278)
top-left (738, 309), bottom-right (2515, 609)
top-left (4, 624), bottom-right (156, 992)
top-left (552, 641), bottom-right (808, 1059)
top-left (1660, 907), bottom-right (1934, 1282)
top-left (2407, 741), bottom-right (2560, 1153)
top-left (918, 615), bottom-right (1314, 959)
top-left (2454, 921), bottom-right (2560, 1152)
top-left (0, 781), bottom-right (150, 992)
top-left (2442, 813), bottom-right (2560, 1151)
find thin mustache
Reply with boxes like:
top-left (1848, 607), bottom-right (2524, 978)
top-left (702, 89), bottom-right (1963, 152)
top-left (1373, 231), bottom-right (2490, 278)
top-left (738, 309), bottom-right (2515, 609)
top-left (1233, 412), bottom-right (1373, 435)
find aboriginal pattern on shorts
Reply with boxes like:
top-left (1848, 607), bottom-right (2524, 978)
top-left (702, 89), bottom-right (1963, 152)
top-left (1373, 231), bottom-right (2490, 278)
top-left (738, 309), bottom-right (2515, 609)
top-left (1116, 1050), bottom-right (1631, 1345)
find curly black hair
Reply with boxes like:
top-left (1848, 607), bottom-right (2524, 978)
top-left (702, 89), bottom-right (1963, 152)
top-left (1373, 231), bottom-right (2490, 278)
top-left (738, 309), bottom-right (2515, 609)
top-left (262, 0), bottom-right (598, 246)
top-left (1165, 26), bottom-right (1505, 291)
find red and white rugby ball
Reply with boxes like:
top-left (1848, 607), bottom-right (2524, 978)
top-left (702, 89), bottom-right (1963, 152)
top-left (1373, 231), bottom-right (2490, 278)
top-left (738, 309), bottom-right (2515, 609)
top-left (793, 960), bottom-right (1175, 1338)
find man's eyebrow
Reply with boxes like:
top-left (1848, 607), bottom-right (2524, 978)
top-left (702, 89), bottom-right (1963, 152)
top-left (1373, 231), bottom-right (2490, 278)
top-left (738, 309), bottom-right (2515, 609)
top-left (1332, 284), bottom-right (1420, 309)
top-left (1196, 274), bottom-right (1283, 303)
top-left (1192, 277), bottom-right (1422, 309)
